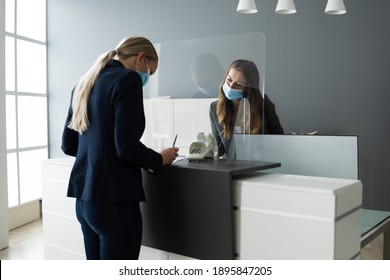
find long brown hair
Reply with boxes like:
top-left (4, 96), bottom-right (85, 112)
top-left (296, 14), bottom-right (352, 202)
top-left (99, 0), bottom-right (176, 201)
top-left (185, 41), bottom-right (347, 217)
top-left (216, 59), bottom-right (262, 139)
top-left (67, 36), bottom-right (158, 133)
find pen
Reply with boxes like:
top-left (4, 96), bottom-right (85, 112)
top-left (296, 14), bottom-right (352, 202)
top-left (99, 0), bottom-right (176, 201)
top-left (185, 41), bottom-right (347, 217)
top-left (172, 134), bottom-right (178, 147)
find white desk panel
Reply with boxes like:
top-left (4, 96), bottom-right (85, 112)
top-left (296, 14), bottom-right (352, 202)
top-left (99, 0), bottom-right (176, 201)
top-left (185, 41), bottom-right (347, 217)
top-left (262, 135), bottom-right (358, 180)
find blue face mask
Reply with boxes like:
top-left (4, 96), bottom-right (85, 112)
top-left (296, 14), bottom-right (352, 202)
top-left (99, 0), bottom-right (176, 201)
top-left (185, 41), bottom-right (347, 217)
top-left (136, 59), bottom-right (150, 86)
top-left (222, 82), bottom-right (244, 100)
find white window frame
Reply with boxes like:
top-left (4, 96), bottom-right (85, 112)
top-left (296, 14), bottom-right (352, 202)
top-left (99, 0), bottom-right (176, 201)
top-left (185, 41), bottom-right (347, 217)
top-left (4, 0), bottom-right (48, 229)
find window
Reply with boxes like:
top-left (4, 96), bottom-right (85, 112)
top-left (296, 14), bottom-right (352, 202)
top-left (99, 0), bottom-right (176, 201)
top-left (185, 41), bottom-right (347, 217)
top-left (5, 0), bottom-right (47, 207)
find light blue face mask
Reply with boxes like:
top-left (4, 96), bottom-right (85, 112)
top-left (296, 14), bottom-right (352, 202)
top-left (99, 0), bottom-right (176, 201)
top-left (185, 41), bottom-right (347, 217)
top-left (222, 82), bottom-right (244, 100)
top-left (136, 58), bottom-right (150, 86)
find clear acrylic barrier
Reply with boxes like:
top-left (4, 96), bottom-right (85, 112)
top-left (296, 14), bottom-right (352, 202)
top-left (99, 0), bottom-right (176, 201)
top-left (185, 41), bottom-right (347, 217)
top-left (144, 32), bottom-right (266, 99)
top-left (144, 32), bottom-right (266, 162)
top-left (227, 98), bottom-right (264, 162)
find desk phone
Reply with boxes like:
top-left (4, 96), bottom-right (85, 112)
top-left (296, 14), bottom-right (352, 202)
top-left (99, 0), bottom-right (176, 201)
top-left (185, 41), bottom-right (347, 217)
top-left (187, 132), bottom-right (217, 162)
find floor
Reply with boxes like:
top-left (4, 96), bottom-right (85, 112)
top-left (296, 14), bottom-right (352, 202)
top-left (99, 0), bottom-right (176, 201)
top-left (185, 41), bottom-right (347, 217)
top-left (361, 233), bottom-right (384, 260)
top-left (0, 218), bottom-right (384, 260)
top-left (0, 219), bottom-right (44, 260)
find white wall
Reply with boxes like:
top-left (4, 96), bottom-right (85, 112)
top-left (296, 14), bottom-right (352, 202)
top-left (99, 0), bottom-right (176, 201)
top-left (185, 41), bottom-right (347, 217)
top-left (142, 98), bottom-right (215, 152)
top-left (0, 0), bottom-right (10, 250)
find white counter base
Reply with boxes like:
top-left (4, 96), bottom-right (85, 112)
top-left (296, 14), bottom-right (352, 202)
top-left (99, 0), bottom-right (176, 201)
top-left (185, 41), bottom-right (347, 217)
top-left (233, 173), bottom-right (362, 259)
top-left (42, 158), bottom-right (362, 260)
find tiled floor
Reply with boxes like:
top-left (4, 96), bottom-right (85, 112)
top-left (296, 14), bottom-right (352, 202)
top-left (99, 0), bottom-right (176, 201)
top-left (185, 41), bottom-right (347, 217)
top-left (0, 219), bottom-right (44, 260)
top-left (361, 233), bottom-right (384, 260)
top-left (0, 218), bottom-right (384, 260)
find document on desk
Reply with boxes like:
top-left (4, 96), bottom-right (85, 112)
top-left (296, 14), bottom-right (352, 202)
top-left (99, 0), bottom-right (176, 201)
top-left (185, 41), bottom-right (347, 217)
top-left (173, 155), bottom-right (186, 163)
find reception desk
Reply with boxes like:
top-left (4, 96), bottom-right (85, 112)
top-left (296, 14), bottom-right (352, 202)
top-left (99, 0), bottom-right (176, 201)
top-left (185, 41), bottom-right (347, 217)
top-left (141, 159), bottom-right (280, 259)
top-left (41, 157), bottom-right (362, 260)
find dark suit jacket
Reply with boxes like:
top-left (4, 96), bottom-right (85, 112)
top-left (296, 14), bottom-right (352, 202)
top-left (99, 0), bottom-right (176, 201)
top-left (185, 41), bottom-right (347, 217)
top-left (61, 60), bottom-right (162, 203)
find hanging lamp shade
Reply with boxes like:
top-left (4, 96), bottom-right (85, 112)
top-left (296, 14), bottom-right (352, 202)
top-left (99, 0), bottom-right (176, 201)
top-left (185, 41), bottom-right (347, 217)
top-left (325, 0), bottom-right (347, 15)
top-left (236, 0), bottom-right (258, 14)
top-left (275, 0), bottom-right (297, 14)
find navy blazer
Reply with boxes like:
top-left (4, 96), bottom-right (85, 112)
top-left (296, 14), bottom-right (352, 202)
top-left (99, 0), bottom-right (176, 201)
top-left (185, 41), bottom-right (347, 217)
top-left (61, 60), bottom-right (162, 203)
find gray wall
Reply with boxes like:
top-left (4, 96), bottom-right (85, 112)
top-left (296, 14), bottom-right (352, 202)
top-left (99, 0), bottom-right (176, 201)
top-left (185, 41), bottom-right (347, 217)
top-left (47, 0), bottom-right (390, 211)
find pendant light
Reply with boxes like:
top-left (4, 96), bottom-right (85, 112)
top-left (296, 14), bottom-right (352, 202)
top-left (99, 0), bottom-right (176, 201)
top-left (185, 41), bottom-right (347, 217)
top-left (325, 0), bottom-right (347, 15)
top-left (275, 0), bottom-right (297, 15)
top-left (236, 0), bottom-right (258, 14)
top-left (236, 0), bottom-right (347, 16)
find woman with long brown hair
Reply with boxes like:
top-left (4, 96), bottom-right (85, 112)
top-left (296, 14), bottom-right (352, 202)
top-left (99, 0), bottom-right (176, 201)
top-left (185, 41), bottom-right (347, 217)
top-left (209, 59), bottom-right (284, 157)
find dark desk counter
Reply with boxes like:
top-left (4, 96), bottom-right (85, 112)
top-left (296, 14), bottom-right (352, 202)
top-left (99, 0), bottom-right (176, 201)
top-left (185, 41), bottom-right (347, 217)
top-left (141, 159), bottom-right (280, 260)
top-left (171, 159), bottom-right (281, 175)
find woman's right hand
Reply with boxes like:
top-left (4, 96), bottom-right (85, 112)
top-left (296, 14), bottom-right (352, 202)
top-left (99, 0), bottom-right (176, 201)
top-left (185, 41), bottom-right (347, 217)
top-left (160, 147), bottom-right (179, 165)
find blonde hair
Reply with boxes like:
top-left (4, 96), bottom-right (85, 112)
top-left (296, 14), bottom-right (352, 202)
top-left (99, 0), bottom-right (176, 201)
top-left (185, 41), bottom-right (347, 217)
top-left (67, 36), bottom-right (158, 133)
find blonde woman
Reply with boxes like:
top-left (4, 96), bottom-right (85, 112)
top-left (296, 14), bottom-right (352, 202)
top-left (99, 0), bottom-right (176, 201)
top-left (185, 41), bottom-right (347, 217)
top-left (209, 59), bottom-right (284, 157)
top-left (62, 36), bottom-right (179, 260)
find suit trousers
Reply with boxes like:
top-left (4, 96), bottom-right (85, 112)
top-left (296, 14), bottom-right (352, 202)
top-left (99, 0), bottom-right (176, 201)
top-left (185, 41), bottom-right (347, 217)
top-left (75, 199), bottom-right (142, 260)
